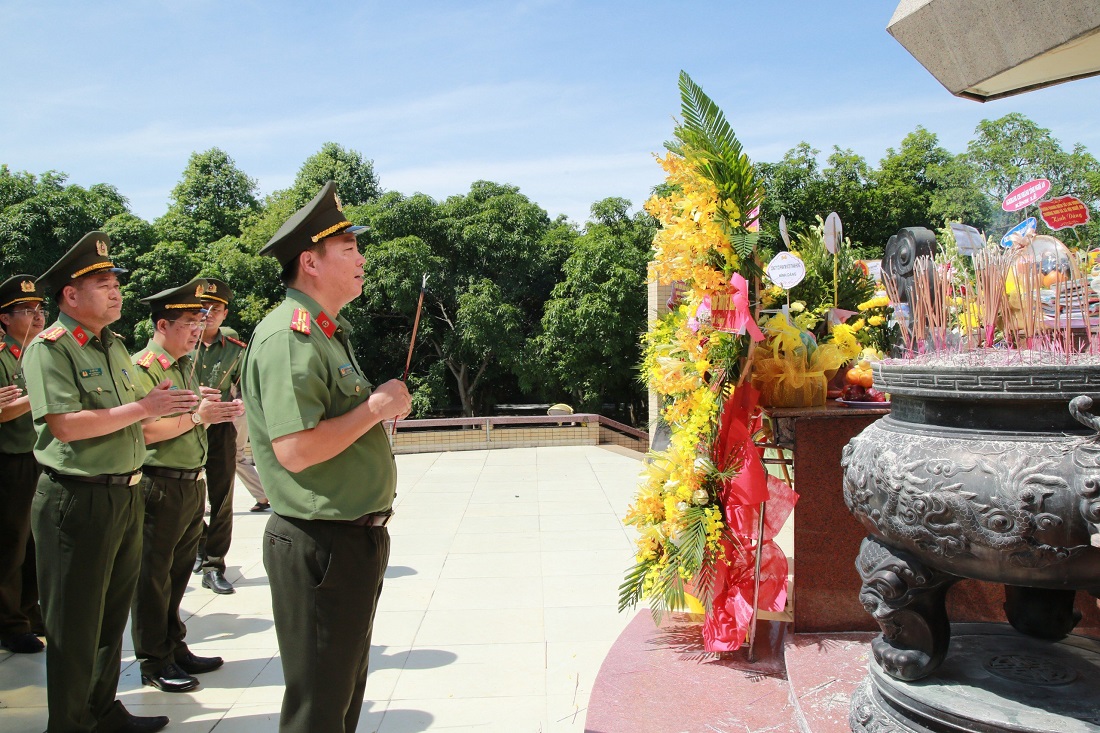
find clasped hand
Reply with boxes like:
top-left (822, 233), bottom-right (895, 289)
top-left (370, 379), bottom-right (412, 421)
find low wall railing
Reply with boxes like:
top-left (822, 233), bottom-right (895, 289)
top-left (382, 414), bottom-right (649, 454)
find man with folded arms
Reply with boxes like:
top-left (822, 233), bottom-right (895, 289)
top-left (130, 279), bottom-right (244, 692)
top-left (243, 182), bottom-right (411, 733)
top-left (0, 275), bottom-right (47, 655)
top-left (23, 233), bottom-right (200, 733)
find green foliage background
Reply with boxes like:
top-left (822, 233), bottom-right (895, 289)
top-left (3, 112), bottom-right (1098, 423)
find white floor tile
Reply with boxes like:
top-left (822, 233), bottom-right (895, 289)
top-left (0, 446), bottom-right (648, 733)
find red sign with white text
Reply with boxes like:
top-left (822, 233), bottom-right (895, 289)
top-left (1039, 195), bottom-right (1090, 230)
top-left (1002, 178), bottom-right (1051, 212)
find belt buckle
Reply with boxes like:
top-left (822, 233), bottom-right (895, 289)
top-left (129, 472), bottom-right (143, 486)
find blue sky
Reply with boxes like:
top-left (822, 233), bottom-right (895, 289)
top-left (2, 1), bottom-right (1098, 226)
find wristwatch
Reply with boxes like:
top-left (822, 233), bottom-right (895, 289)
top-left (190, 411), bottom-right (203, 425)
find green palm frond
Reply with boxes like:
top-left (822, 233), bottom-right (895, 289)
top-left (671, 71), bottom-right (763, 230)
top-left (618, 561), bottom-right (650, 612)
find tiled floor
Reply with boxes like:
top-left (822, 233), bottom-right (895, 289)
top-left (0, 446), bottom-right (643, 733)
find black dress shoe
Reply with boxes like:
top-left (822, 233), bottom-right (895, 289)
top-left (175, 650), bottom-right (224, 674)
top-left (192, 553), bottom-right (203, 574)
top-left (0, 632), bottom-right (44, 653)
top-left (202, 570), bottom-right (235, 594)
top-left (113, 712), bottom-right (171, 733)
top-left (141, 662), bottom-right (199, 692)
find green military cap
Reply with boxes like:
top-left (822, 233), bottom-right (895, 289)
top-left (0, 274), bottom-right (46, 311)
top-left (37, 231), bottom-right (128, 296)
top-left (259, 181), bottom-right (367, 266)
top-left (139, 277), bottom-right (209, 314)
top-left (198, 277), bottom-right (233, 305)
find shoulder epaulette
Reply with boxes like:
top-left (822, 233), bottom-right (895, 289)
top-left (136, 351), bottom-right (158, 369)
top-left (225, 335), bottom-right (247, 348)
top-left (0, 343), bottom-right (6, 355)
top-left (40, 326), bottom-right (67, 342)
top-left (290, 308), bottom-right (312, 335)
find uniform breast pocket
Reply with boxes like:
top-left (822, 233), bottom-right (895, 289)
top-left (78, 375), bottom-right (117, 407)
top-left (332, 364), bottom-right (370, 404)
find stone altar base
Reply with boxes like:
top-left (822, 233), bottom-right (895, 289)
top-left (850, 623), bottom-right (1100, 732)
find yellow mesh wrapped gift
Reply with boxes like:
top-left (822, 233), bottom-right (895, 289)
top-left (752, 315), bottom-right (852, 408)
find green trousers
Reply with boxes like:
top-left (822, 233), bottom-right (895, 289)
top-left (131, 473), bottom-right (204, 676)
top-left (263, 513), bottom-right (389, 733)
top-left (32, 472), bottom-right (143, 733)
top-left (0, 451), bottom-right (42, 637)
top-left (199, 422), bottom-right (236, 573)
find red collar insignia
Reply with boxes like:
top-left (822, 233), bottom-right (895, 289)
top-left (157, 353), bottom-right (171, 369)
top-left (71, 326), bottom-right (90, 347)
top-left (9, 344), bottom-right (21, 359)
top-left (290, 308), bottom-right (311, 335)
top-left (316, 311), bottom-right (337, 339)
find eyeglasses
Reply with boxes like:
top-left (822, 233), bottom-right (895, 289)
top-left (10, 306), bottom-right (47, 317)
top-left (171, 318), bottom-right (207, 331)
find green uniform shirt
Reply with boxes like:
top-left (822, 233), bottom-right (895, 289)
top-left (0, 332), bottom-right (35, 454)
top-left (23, 312), bottom-right (145, 477)
top-left (131, 339), bottom-right (207, 470)
top-left (194, 327), bottom-right (246, 401)
top-left (242, 288), bottom-right (396, 520)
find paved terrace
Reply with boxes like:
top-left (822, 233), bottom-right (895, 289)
top-left (0, 445), bottom-right (644, 732)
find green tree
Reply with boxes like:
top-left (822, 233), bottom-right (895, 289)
top-left (155, 148), bottom-right (260, 246)
top-left (528, 198), bottom-right (653, 422)
top-left (290, 142), bottom-right (381, 208)
top-left (430, 181), bottom-right (573, 414)
top-left (0, 167), bottom-right (130, 278)
top-left (871, 128), bottom-right (957, 242)
top-left (353, 182), bottom-right (571, 416)
top-left (966, 113), bottom-right (1100, 241)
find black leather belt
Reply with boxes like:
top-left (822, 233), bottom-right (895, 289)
top-left (327, 511), bottom-right (394, 528)
top-left (44, 468), bottom-right (142, 487)
top-left (142, 465), bottom-right (203, 481)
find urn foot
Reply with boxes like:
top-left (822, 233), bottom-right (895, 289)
top-left (1004, 585), bottom-right (1081, 640)
top-left (856, 536), bottom-right (959, 681)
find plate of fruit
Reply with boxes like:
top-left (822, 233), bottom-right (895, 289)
top-left (837, 359), bottom-right (889, 407)
top-left (837, 386), bottom-right (889, 407)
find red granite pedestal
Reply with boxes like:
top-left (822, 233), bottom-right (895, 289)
top-left (585, 612), bottom-right (798, 733)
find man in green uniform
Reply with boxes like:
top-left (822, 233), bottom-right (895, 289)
top-left (195, 278), bottom-right (269, 512)
top-left (242, 182), bottom-right (411, 733)
top-left (23, 232), bottom-right (201, 733)
top-left (191, 277), bottom-right (250, 593)
top-left (0, 275), bottom-right (47, 654)
top-left (130, 278), bottom-right (244, 692)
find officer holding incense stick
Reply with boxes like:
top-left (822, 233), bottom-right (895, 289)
top-left (242, 182), bottom-right (410, 733)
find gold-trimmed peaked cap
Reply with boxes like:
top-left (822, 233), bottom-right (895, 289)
top-left (139, 277), bottom-right (209, 315)
top-left (0, 274), bottom-right (46, 311)
top-left (37, 231), bottom-right (127, 296)
top-left (259, 181), bottom-right (368, 266)
top-left (198, 277), bottom-right (233, 305)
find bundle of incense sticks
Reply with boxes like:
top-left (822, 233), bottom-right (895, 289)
top-left (894, 241), bottom-right (1099, 361)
